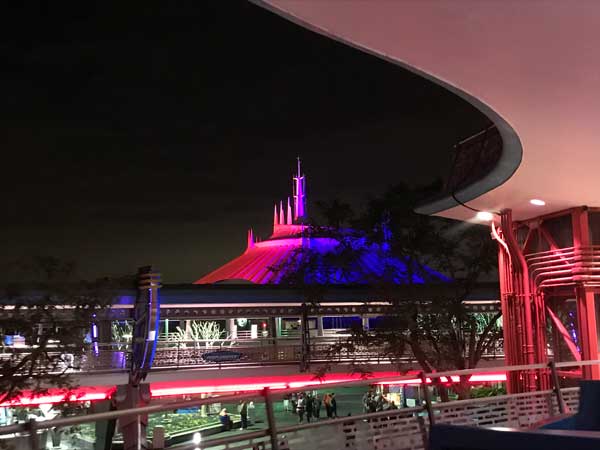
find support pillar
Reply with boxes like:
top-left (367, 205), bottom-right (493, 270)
top-left (115, 384), bottom-right (151, 450)
top-left (300, 305), bottom-right (310, 372)
top-left (226, 319), bottom-right (235, 338)
top-left (576, 288), bottom-right (600, 379)
top-left (93, 399), bottom-right (116, 450)
top-left (572, 207), bottom-right (600, 379)
top-left (185, 320), bottom-right (192, 342)
top-left (269, 316), bottom-right (277, 340)
top-left (98, 320), bottom-right (112, 344)
top-left (362, 317), bottom-right (369, 331)
top-left (316, 316), bottom-right (324, 337)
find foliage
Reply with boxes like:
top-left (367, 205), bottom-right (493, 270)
top-left (315, 198), bottom-right (354, 228)
top-left (172, 321), bottom-right (234, 348)
top-left (0, 257), bottom-right (118, 404)
top-left (470, 385), bottom-right (506, 398)
top-left (271, 183), bottom-right (501, 398)
top-left (112, 321), bottom-right (133, 350)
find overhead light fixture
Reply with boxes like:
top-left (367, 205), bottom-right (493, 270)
top-left (530, 199), bottom-right (546, 206)
top-left (476, 211), bottom-right (494, 221)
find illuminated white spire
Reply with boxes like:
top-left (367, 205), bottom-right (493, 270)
top-left (246, 228), bottom-right (254, 251)
top-left (287, 197), bottom-right (293, 225)
top-left (279, 201), bottom-right (285, 225)
top-left (293, 157), bottom-right (307, 222)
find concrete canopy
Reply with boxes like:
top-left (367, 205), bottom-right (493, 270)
top-left (254, 0), bottom-right (600, 222)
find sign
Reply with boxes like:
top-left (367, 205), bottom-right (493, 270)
top-left (202, 350), bottom-right (242, 363)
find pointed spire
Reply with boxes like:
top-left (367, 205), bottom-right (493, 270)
top-left (246, 228), bottom-right (254, 251)
top-left (287, 197), bottom-right (292, 225)
top-left (293, 157), bottom-right (307, 221)
top-left (279, 201), bottom-right (285, 225)
top-left (273, 204), bottom-right (278, 227)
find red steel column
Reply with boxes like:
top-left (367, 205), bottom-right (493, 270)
top-left (500, 210), bottom-right (536, 391)
top-left (572, 207), bottom-right (600, 379)
top-left (497, 239), bottom-right (515, 392)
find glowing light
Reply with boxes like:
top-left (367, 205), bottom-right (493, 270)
top-left (468, 373), bottom-right (507, 382)
top-left (476, 211), bottom-right (494, 221)
top-left (530, 199), bottom-right (546, 206)
top-left (91, 323), bottom-right (99, 357)
top-left (193, 433), bottom-right (201, 445)
top-left (374, 373), bottom-right (506, 385)
top-left (0, 387), bottom-right (114, 407)
top-left (4, 371), bottom-right (508, 406)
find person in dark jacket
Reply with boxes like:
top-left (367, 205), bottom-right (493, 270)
top-left (306, 394), bottom-right (314, 423)
top-left (239, 401), bottom-right (249, 430)
top-left (219, 408), bottom-right (231, 432)
top-left (313, 393), bottom-right (321, 419)
top-left (330, 393), bottom-right (337, 418)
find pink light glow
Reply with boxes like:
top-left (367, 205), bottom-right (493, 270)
top-left (374, 373), bottom-right (506, 386)
top-left (2, 372), bottom-right (507, 406)
top-left (469, 373), bottom-right (507, 382)
top-left (0, 387), bottom-right (115, 407)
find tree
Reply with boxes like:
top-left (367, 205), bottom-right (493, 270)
top-left (335, 183), bottom-right (500, 398)
top-left (172, 320), bottom-right (235, 348)
top-left (0, 257), bottom-right (117, 404)
top-left (270, 183), bottom-right (501, 398)
top-left (315, 198), bottom-right (354, 228)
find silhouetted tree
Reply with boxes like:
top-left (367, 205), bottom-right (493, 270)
top-left (271, 183), bottom-right (501, 398)
top-left (0, 257), bottom-right (119, 404)
top-left (316, 198), bottom-right (354, 228)
top-left (335, 183), bottom-right (500, 399)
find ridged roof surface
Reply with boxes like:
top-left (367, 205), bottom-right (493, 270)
top-left (194, 229), bottom-right (448, 285)
top-left (195, 162), bottom-right (447, 285)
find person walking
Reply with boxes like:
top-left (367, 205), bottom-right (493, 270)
top-left (330, 393), bottom-right (338, 418)
top-left (323, 393), bottom-right (332, 418)
top-left (239, 400), bottom-right (249, 430)
top-left (291, 392), bottom-right (298, 415)
top-left (313, 393), bottom-right (321, 419)
top-left (362, 391), bottom-right (372, 414)
top-left (296, 394), bottom-right (306, 423)
top-left (306, 394), bottom-right (314, 423)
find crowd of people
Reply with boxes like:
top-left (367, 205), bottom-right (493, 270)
top-left (362, 389), bottom-right (397, 413)
top-left (217, 388), bottom-right (399, 433)
top-left (284, 392), bottom-right (338, 423)
top-left (219, 400), bottom-right (254, 432)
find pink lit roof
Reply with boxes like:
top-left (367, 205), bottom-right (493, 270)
top-left (254, 1), bottom-right (600, 222)
top-left (195, 236), bottom-right (302, 284)
top-left (195, 163), bottom-right (448, 285)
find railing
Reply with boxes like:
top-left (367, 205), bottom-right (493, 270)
top-left (1, 360), bottom-right (596, 450)
top-left (68, 338), bottom-right (504, 372)
top-left (444, 125), bottom-right (502, 196)
top-left (0, 337), bottom-right (505, 374)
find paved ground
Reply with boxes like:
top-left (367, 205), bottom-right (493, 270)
top-left (205, 386), bottom-right (367, 443)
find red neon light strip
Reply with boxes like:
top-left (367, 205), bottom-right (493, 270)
top-left (0, 387), bottom-right (115, 407)
top-left (151, 373), bottom-right (507, 397)
top-left (2, 372), bottom-right (507, 406)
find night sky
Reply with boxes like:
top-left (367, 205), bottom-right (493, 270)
top-left (1, 2), bottom-right (490, 283)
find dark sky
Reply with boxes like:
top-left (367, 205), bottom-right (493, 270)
top-left (1, 1), bottom-right (489, 283)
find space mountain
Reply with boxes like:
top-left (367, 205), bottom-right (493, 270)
top-left (194, 161), bottom-right (448, 285)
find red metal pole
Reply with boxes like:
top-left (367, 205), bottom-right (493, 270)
top-left (572, 207), bottom-right (600, 380)
top-left (500, 210), bottom-right (536, 391)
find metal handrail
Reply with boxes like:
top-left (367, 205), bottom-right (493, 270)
top-left (1, 359), bottom-right (597, 450)
top-left (1, 359), bottom-right (595, 432)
